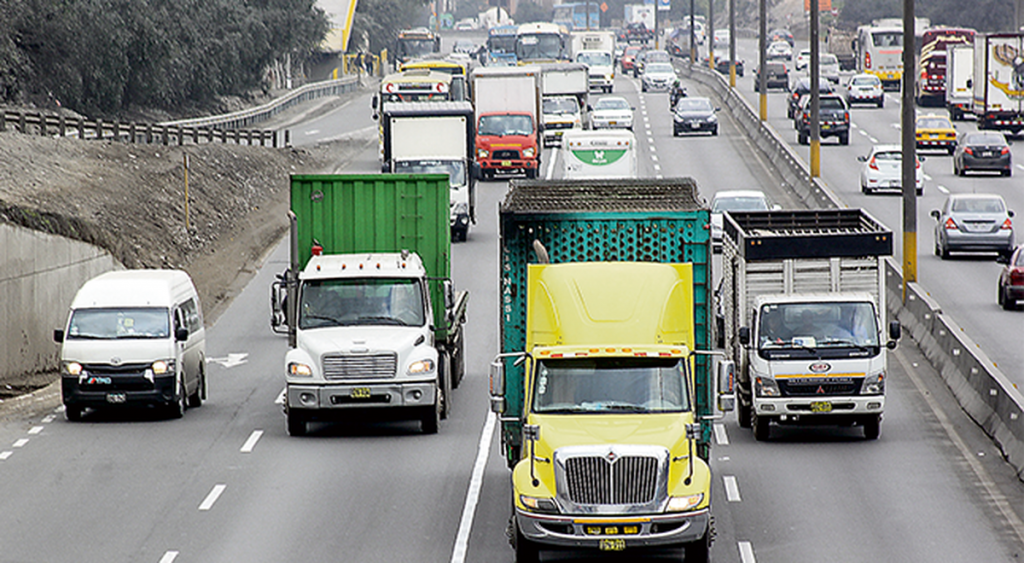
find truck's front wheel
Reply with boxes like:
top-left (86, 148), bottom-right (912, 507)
top-left (513, 520), bottom-right (541, 563)
top-left (738, 389), bottom-right (752, 428)
top-left (753, 411), bottom-right (771, 441)
top-left (287, 410), bottom-right (307, 436)
top-left (863, 415), bottom-right (881, 440)
top-left (682, 531), bottom-right (711, 563)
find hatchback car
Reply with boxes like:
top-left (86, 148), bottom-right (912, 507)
top-left (636, 49), bottom-right (670, 77)
top-left (754, 61), bottom-right (789, 91)
top-left (795, 48), bottom-right (811, 71)
top-left (641, 62), bottom-right (677, 92)
top-left (953, 131), bottom-right (1013, 177)
top-left (769, 28), bottom-right (794, 47)
top-left (673, 97), bottom-right (719, 136)
top-left (766, 41), bottom-right (792, 61)
top-left (844, 73), bottom-right (885, 108)
top-left (819, 53), bottom-right (841, 84)
top-left (916, 114), bottom-right (957, 154)
top-left (620, 45), bottom-right (642, 73)
top-left (590, 96), bottom-right (635, 130)
top-left (710, 190), bottom-right (776, 246)
top-left (787, 76), bottom-right (835, 118)
top-left (858, 145), bottom-right (923, 195)
top-left (997, 245), bottom-right (1024, 310)
top-left (931, 194), bottom-right (1015, 260)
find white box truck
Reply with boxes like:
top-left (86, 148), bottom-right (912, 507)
top-left (572, 31), bottom-right (616, 92)
top-left (538, 62), bottom-right (589, 147)
top-left (972, 33), bottom-right (1024, 134)
top-left (946, 44), bottom-right (974, 121)
top-left (382, 101), bottom-right (476, 241)
top-left (561, 129), bottom-right (637, 179)
top-left (718, 209), bottom-right (901, 441)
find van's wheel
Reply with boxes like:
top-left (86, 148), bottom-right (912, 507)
top-left (65, 404), bottom-right (85, 422)
top-left (753, 412), bottom-right (771, 441)
top-left (169, 374), bottom-right (187, 419)
top-left (287, 410), bottom-right (307, 436)
top-left (863, 415), bottom-right (881, 440)
top-left (187, 367), bottom-right (205, 408)
top-left (513, 519), bottom-right (541, 563)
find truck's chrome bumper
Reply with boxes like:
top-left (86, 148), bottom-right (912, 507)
top-left (755, 395), bottom-right (884, 416)
top-left (516, 508), bottom-right (709, 549)
top-left (286, 381), bottom-right (436, 411)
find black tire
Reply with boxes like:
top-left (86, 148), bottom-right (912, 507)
top-left (169, 375), bottom-right (187, 419)
top-left (863, 415), bottom-right (881, 440)
top-left (683, 532), bottom-right (711, 563)
top-left (999, 284), bottom-right (1014, 310)
top-left (451, 330), bottom-right (466, 389)
top-left (439, 352), bottom-right (452, 420)
top-left (738, 391), bottom-right (752, 428)
top-left (798, 131), bottom-right (808, 145)
top-left (958, 165), bottom-right (967, 177)
top-left (861, 184), bottom-right (870, 195)
top-left (525, 167), bottom-right (537, 179)
top-left (187, 368), bottom-right (204, 408)
top-left (839, 133), bottom-right (849, 145)
top-left (1004, 168), bottom-right (1013, 177)
top-left (948, 146), bottom-right (955, 156)
top-left (421, 376), bottom-right (443, 435)
top-left (65, 404), bottom-right (85, 422)
top-left (513, 521), bottom-right (541, 563)
top-left (287, 410), bottom-right (307, 436)
top-left (940, 243), bottom-right (950, 260)
top-left (753, 411), bottom-right (771, 441)
top-left (711, 126), bottom-right (718, 136)
top-left (642, 83), bottom-right (648, 92)
top-left (452, 227), bottom-right (467, 243)
top-left (878, 99), bottom-right (885, 109)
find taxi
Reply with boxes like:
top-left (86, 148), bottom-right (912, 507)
top-left (915, 114), bottom-right (957, 154)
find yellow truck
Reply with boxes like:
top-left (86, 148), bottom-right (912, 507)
top-left (489, 179), bottom-right (734, 562)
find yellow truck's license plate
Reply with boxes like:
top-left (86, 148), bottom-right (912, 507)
top-left (351, 387), bottom-right (371, 399)
top-left (810, 401), bottom-right (832, 413)
top-left (599, 539), bottom-right (626, 552)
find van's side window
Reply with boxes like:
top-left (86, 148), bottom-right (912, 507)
top-left (182, 299), bottom-right (202, 332)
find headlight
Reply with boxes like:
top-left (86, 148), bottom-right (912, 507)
top-left (408, 359), bottom-right (435, 375)
top-left (64, 362), bottom-right (83, 376)
top-left (523, 147), bottom-right (536, 158)
top-left (755, 376), bottom-right (780, 397)
top-left (860, 373), bottom-right (885, 395)
top-left (151, 360), bottom-right (174, 375)
top-left (666, 494), bottom-right (704, 512)
top-left (520, 495), bottom-right (559, 514)
top-left (289, 362), bottom-right (313, 377)
top-left (477, 148), bottom-right (489, 158)
top-left (708, 115), bottom-right (718, 122)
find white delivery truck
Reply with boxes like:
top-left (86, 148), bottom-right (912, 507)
top-left (572, 31), bottom-right (616, 92)
top-left (561, 129), bottom-right (637, 179)
top-left (972, 33), bottom-right (1024, 134)
top-left (718, 209), bottom-right (901, 441)
top-left (946, 44), bottom-right (974, 121)
top-left (538, 62), bottom-right (589, 147)
top-left (381, 101), bottom-right (476, 241)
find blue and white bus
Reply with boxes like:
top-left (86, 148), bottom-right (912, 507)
top-left (552, 2), bottom-right (600, 31)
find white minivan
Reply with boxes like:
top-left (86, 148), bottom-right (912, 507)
top-left (54, 270), bottom-right (206, 420)
top-left (562, 129), bottom-right (638, 179)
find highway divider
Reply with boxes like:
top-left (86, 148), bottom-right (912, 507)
top-left (681, 61), bottom-right (1024, 479)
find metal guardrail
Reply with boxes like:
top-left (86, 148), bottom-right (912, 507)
top-left (681, 59), bottom-right (1024, 479)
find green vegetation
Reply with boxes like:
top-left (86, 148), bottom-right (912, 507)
top-left (0, 0), bottom-right (328, 116)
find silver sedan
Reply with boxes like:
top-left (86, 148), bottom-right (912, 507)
top-left (931, 194), bottom-right (1016, 260)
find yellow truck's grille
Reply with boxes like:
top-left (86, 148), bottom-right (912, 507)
top-left (563, 455), bottom-right (659, 505)
top-left (322, 353), bottom-right (397, 379)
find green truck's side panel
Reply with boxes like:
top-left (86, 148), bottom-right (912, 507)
top-left (498, 178), bottom-right (712, 463)
top-left (290, 173), bottom-right (452, 333)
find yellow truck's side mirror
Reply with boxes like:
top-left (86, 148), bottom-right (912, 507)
top-left (717, 360), bottom-right (736, 412)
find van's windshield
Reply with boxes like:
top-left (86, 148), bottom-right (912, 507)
top-left (67, 307), bottom-right (170, 339)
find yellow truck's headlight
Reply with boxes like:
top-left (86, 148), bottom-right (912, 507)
top-left (523, 147), bottom-right (536, 158)
top-left (408, 359), bottom-right (435, 375)
top-left (289, 362), bottom-right (313, 377)
top-left (666, 493), bottom-right (704, 512)
top-left (520, 495), bottom-right (559, 514)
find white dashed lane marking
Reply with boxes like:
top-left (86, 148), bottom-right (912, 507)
top-left (739, 541), bottom-right (757, 563)
top-left (240, 430), bottom-right (264, 453)
top-left (723, 475), bottom-right (742, 502)
top-left (198, 484), bottom-right (227, 511)
top-left (714, 423), bottom-right (730, 445)
top-left (159, 551), bottom-right (179, 563)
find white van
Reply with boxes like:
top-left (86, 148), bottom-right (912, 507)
top-left (54, 270), bottom-right (206, 420)
top-left (562, 129), bottom-right (638, 179)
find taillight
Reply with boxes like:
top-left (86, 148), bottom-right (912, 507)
top-left (1010, 268), bottom-right (1024, 285)
top-left (944, 218), bottom-right (958, 230)
top-left (865, 52), bottom-right (872, 69)
top-left (1001, 147), bottom-right (1010, 155)
top-left (844, 112), bottom-right (850, 121)
top-left (965, 147), bottom-right (974, 155)
top-left (915, 158), bottom-right (921, 169)
top-left (869, 157), bottom-right (879, 170)
top-left (1001, 218), bottom-right (1013, 230)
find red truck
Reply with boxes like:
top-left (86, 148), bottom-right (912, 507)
top-left (471, 67), bottom-right (542, 179)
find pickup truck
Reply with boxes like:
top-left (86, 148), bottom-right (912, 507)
top-left (795, 93), bottom-right (850, 145)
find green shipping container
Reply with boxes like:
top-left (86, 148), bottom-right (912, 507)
top-left (498, 178), bottom-right (712, 465)
top-left (290, 173), bottom-right (453, 336)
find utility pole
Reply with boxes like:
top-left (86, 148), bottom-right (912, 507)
top-left (689, 0), bottom-right (696, 64)
top-left (708, 0), bottom-right (714, 71)
top-left (902, 0), bottom-right (918, 298)
top-left (810, 0), bottom-right (820, 178)
top-left (728, 0), bottom-right (736, 87)
top-left (758, 0), bottom-right (766, 119)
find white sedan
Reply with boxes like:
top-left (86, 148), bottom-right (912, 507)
top-left (710, 190), bottom-right (777, 246)
top-left (590, 96), bottom-right (635, 130)
top-left (858, 144), bottom-right (923, 195)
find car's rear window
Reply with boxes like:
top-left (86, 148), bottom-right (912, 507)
top-left (820, 97), bottom-right (845, 109)
top-left (952, 198), bottom-right (1005, 213)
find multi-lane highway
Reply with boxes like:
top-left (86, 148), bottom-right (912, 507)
top-left (0, 45), bottom-right (1022, 563)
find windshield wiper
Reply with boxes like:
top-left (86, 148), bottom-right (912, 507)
top-left (355, 316), bottom-right (405, 326)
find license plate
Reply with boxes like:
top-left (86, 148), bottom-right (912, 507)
top-left (822, 124), bottom-right (832, 129)
top-left (609, 121), bottom-right (618, 125)
top-left (981, 151), bottom-right (993, 158)
top-left (106, 393), bottom-right (126, 404)
top-left (350, 387), bottom-right (371, 399)
top-left (599, 539), bottom-right (626, 552)
top-left (501, 160), bottom-right (512, 167)
top-left (810, 401), bottom-right (832, 413)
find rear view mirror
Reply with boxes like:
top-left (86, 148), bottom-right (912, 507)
top-left (175, 327), bottom-right (189, 342)
top-left (53, 329), bottom-right (65, 343)
top-left (717, 360), bottom-right (736, 412)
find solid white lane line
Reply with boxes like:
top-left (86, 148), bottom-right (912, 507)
top-left (28, 426), bottom-right (43, 435)
top-left (739, 541), bottom-right (757, 563)
top-left (240, 430), bottom-right (264, 453)
top-left (713, 423), bottom-right (729, 445)
top-left (0, 451), bottom-right (12, 460)
top-left (723, 475), bottom-right (741, 502)
top-left (159, 551), bottom-right (179, 563)
top-left (449, 412), bottom-right (498, 563)
top-left (275, 388), bottom-right (286, 405)
top-left (546, 147), bottom-right (559, 180)
top-left (198, 484), bottom-right (227, 511)
top-left (13, 438), bottom-right (28, 448)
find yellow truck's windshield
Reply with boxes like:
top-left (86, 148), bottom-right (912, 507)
top-left (532, 357), bottom-right (690, 414)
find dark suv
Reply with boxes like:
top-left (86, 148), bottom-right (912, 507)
top-left (787, 76), bottom-right (834, 118)
top-left (754, 62), bottom-right (789, 91)
top-left (795, 94), bottom-right (850, 145)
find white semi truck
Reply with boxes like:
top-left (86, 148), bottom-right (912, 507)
top-left (538, 62), bottom-right (589, 147)
top-left (381, 101), bottom-right (476, 241)
top-left (972, 32), bottom-right (1024, 134)
top-left (717, 209), bottom-right (901, 441)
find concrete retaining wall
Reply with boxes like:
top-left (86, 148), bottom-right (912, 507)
top-left (684, 61), bottom-right (1024, 479)
top-left (0, 223), bottom-right (120, 381)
